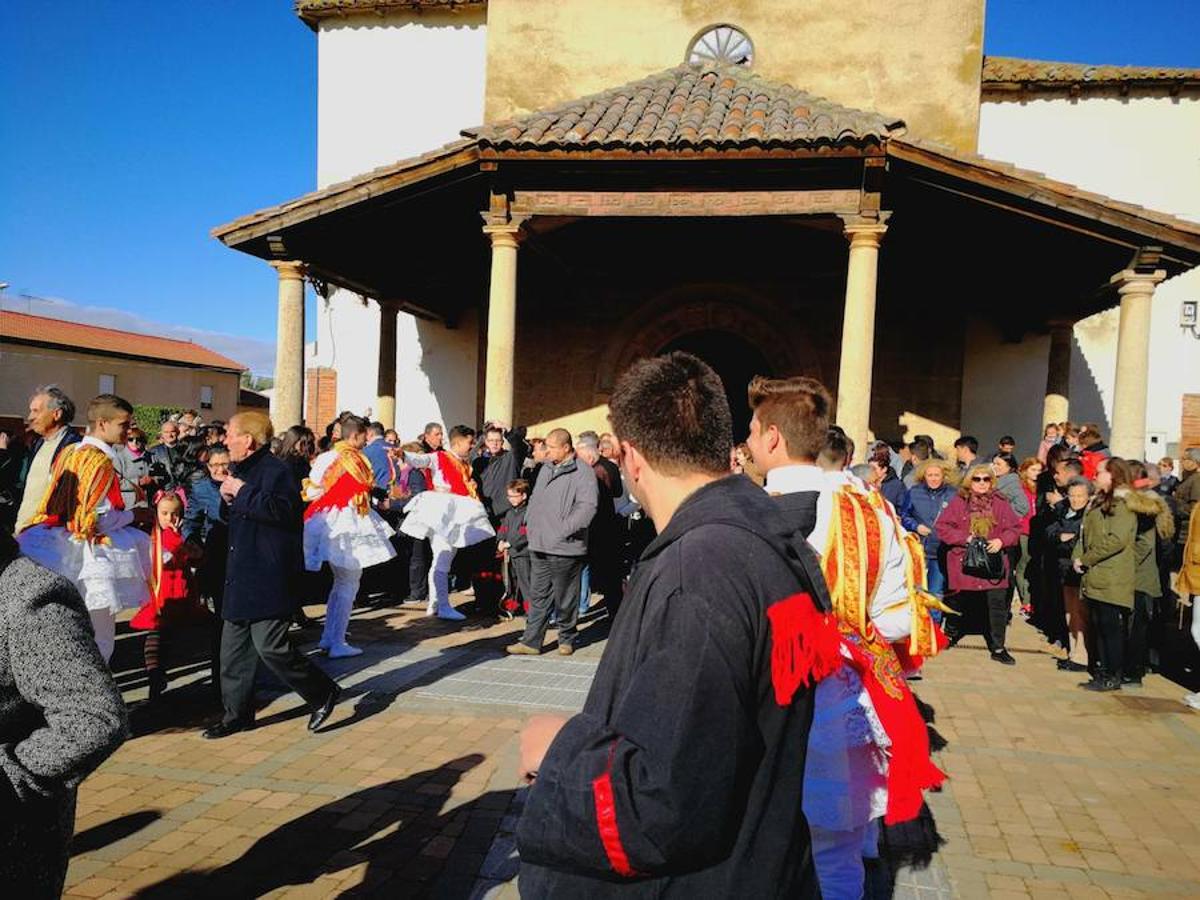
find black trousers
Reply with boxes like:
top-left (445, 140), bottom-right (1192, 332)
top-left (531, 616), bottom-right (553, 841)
top-left (1088, 599), bottom-right (1130, 680)
top-left (406, 537), bottom-right (431, 602)
top-left (510, 555), bottom-right (533, 609)
top-left (1126, 591), bottom-right (1155, 679)
top-left (520, 552), bottom-right (585, 650)
top-left (219, 618), bottom-right (337, 725)
top-left (945, 588), bottom-right (1011, 650)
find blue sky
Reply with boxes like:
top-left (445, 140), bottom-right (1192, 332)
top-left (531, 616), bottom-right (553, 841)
top-left (1, 0), bottom-right (1197, 374)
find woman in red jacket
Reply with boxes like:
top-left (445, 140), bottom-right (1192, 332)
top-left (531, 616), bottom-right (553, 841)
top-left (936, 464), bottom-right (1023, 665)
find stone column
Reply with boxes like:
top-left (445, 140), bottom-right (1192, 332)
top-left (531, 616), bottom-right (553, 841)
top-left (269, 260), bottom-right (306, 433)
top-left (1109, 268), bottom-right (1166, 459)
top-left (835, 215), bottom-right (889, 462)
top-left (1042, 320), bottom-right (1073, 428)
top-left (376, 300), bottom-right (398, 430)
top-left (481, 220), bottom-right (524, 426)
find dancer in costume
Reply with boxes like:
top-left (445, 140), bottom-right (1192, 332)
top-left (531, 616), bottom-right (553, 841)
top-left (399, 425), bottom-right (494, 621)
top-left (17, 394), bottom-right (152, 662)
top-left (745, 377), bottom-right (947, 900)
top-left (303, 414), bottom-right (396, 657)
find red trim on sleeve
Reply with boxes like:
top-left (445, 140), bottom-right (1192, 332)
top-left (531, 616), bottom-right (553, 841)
top-left (591, 740), bottom-right (640, 878)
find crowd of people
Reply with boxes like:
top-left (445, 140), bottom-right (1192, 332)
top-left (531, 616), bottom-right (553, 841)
top-left (2, 370), bottom-right (1200, 897)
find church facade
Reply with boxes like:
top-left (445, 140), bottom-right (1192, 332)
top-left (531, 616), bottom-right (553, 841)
top-left (214, 0), bottom-right (1200, 460)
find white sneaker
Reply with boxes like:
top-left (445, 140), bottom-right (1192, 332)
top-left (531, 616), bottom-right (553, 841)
top-left (328, 644), bottom-right (363, 659)
top-left (1183, 692), bottom-right (1200, 710)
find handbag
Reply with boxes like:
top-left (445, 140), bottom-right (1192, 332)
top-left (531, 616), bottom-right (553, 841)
top-left (963, 536), bottom-right (1004, 581)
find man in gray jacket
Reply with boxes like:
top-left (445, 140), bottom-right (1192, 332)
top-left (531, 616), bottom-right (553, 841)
top-left (509, 429), bottom-right (597, 656)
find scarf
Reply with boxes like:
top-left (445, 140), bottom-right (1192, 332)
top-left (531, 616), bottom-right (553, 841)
top-left (302, 441), bottom-right (374, 521)
top-left (967, 491), bottom-right (996, 538)
top-left (24, 444), bottom-right (123, 543)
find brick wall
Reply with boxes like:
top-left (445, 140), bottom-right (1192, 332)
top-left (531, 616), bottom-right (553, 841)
top-left (306, 367), bottom-right (338, 429)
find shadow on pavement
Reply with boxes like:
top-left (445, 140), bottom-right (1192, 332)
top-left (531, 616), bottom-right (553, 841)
top-left (133, 754), bottom-right (521, 899)
top-left (71, 810), bottom-right (163, 856)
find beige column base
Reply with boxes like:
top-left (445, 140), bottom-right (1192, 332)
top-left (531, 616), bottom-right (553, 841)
top-left (1109, 268), bottom-right (1165, 460)
top-left (269, 261), bottom-right (306, 433)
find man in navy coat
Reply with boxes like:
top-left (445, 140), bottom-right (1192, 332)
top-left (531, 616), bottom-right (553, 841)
top-left (202, 412), bottom-right (340, 739)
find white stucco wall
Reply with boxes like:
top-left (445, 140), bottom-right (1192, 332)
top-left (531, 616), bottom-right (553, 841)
top-left (316, 9), bottom-right (487, 187)
top-left (969, 94), bottom-right (1200, 458)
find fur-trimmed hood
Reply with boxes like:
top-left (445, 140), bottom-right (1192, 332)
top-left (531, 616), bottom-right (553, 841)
top-left (1124, 488), bottom-right (1176, 541)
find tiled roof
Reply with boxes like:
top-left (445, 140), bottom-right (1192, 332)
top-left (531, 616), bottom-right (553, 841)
top-left (295, 0), bottom-right (483, 25)
top-left (983, 56), bottom-right (1200, 89)
top-left (464, 64), bottom-right (905, 152)
top-left (1, 310), bottom-right (246, 372)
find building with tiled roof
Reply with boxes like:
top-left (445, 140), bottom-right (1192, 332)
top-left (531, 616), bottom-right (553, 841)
top-left (216, 0), bottom-right (1199, 463)
top-left (1, 309), bottom-right (245, 428)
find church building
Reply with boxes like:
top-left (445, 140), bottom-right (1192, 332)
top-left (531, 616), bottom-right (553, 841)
top-left (213, 0), bottom-right (1200, 461)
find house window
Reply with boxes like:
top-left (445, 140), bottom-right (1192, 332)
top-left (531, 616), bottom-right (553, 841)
top-left (98, 374), bottom-right (116, 394)
top-left (200, 385), bottom-right (214, 410)
top-left (687, 24), bottom-right (754, 67)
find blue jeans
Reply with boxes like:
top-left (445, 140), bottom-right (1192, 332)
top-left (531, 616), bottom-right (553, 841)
top-left (578, 564), bottom-right (591, 614)
top-left (926, 555), bottom-right (946, 624)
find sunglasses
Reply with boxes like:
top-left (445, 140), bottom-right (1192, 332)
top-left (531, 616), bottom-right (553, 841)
top-left (971, 476), bottom-right (992, 483)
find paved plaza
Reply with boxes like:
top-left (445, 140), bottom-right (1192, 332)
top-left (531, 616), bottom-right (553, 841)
top-left (62, 596), bottom-right (1200, 899)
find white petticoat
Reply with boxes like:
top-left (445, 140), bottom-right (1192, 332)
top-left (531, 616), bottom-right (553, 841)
top-left (18, 524), bottom-right (152, 613)
top-left (304, 506), bottom-right (397, 572)
top-left (400, 492), bottom-right (494, 549)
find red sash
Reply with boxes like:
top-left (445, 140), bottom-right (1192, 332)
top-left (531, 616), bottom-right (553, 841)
top-left (436, 451), bottom-right (476, 499)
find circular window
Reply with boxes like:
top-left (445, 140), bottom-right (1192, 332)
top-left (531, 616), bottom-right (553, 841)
top-left (687, 24), bottom-right (754, 67)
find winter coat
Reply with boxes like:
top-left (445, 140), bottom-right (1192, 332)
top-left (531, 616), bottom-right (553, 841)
top-left (13, 427), bottom-right (81, 519)
top-left (1125, 489), bottom-right (1175, 598)
top-left (526, 455), bottom-right (598, 557)
top-left (472, 427), bottom-right (529, 520)
top-left (1079, 442), bottom-right (1111, 482)
top-left (183, 476), bottom-right (229, 599)
top-left (879, 468), bottom-right (907, 511)
top-left (1044, 501), bottom-right (1085, 585)
top-left (935, 492), bottom-right (1021, 592)
top-left (900, 483), bottom-right (955, 559)
top-left (498, 503), bottom-right (530, 558)
top-left (113, 445), bottom-right (153, 510)
top-left (1073, 491), bottom-right (1137, 609)
top-left (222, 447), bottom-right (305, 621)
top-left (0, 541), bottom-right (127, 897)
top-left (516, 475), bottom-right (822, 898)
top-left (994, 472), bottom-right (1030, 519)
top-left (1175, 471), bottom-right (1200, 538)
top-left (362, 438), bottom-right (393, 493)
top-left (1177, 502), bottom-right (1200, 597)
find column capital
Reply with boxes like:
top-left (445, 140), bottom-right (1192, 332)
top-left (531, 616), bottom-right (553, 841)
top-left (1110, 268), bottom-right (1166, 295)
top-left (839, 212), bottom-right (891, 247)
top-left (269, 260), bottom-right (307, 281)
top-left (481, 213), bottom-right (531, 248)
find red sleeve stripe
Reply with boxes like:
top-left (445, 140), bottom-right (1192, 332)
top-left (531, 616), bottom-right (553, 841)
top-left (592, 740), bottom-right (639, 878)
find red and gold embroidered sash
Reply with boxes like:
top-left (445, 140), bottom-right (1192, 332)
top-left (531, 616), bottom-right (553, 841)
top-left (23, 443), bottom-right (122, 543)
top-left (436, 450), bottom-right (478, 500)
top-left (303, 442), bottom-right (375, 521)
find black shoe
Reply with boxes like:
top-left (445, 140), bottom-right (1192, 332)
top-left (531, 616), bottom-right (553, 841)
top-left (990, 649), bottom-right (1016, 666)
top-left (1057, 659), bottom-right (1089, 672)
top-left (308, 684), bottom-right (342, 732)
top-left (946, 634), bottom-right (961, 648)
top-left (1121, 675), bottom-right (1143, 688)
top-left (1081, 676), bottom-right (1121, 692)
top-left (148, 669), bottom-right (168, 701)
top-left (202, 719), bottom-right (252, 740)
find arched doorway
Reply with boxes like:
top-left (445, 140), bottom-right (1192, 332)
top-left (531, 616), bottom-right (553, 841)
top-left (660, 329), bottom-right (773, 442)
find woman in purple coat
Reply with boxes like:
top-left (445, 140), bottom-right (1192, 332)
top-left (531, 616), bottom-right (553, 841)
top-left (936, 464), bottom-right (1022, 664)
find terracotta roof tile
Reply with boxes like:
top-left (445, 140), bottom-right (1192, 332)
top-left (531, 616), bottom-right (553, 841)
top-left (1, 310), bottom-right (246, 372)
top-left (983, 56), bottom-right (1200, 89)
top-left (295, 0), bottom-right (482, 25)
top-left (464, 64), bottom-right (905, 152)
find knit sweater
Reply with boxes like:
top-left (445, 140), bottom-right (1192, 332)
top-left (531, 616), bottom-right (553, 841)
top-left (0, 546), bottom-right (128, 895)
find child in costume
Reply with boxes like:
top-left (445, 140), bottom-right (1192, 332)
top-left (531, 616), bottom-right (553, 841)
top-left (130, 491), bottom-right (207, 698)
top-left (498, 479), bottom-right (532, 618)
top-left (303, 414), bottom-right (396, 658)
top-left (400, 425), bottom-right (494, 621)
top-left (18, 394), bottom-right (153, 663)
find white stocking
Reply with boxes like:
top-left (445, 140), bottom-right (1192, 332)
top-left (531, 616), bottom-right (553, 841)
top-left (323, 565), bottom-right (362, 656)
top-left (428, 536), bottom-right (463, 621)
top-left (89, 608), bottom-right (116, 664)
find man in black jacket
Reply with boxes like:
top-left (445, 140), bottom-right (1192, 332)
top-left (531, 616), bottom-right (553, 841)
top-left (516, 352), bottom-right (832, 898)
top-left (202, 412), bottom-right (340, 739)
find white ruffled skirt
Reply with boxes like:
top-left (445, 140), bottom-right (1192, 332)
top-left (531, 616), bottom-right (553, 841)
top-left (18, 524), bottom-right (152, 613)
top-left (400, 492), bottom-right (494, 549)
top-left (304, 506), bottom-right (397, 572)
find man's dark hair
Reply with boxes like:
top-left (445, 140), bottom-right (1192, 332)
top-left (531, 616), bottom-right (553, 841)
top-left (746, 375), bottom-right (832, 462)
top-left (609, 351), bottom-right (732, 477)
top-left (87, 394), bottom-right (134, 423)
top-left (485, 425), bottom-right (504, 438)
top-left (954, 435), bottom-right (979, 454)
top-left (32, 384), bottom-right (76, 427)
top-left (449, 425), bottom-right (475, 443)
top-left (819, 428), bottom-right (852, 470)
top-left (999, 435), bottom-right (1015, 446)
top-left (207, 443), bottom-right (230, 458)
top-left (340, 414), bottom-right (370, 438)
top-left (507, 478), bottom-right (530, 495)
top-left (869, 444), bottom-right (892, 470)
top-left (1060, 458), bottom-right (1084, 478)
top-left (367, 421), bottom-right (386, 438)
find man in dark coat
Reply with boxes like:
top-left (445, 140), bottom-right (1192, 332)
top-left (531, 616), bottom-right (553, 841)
top-left (0, 531), bottom-right (127, 896)
top-left (577, 433), bottom-right (625, 616)
top-left (468, 423), bottom-right (528, 613)
top-left (516, 353), bottom-right (832, 898)
top-left (183, 445), bottom-right (231, 692)
top-left (202, 412), bottom-right (340, 739)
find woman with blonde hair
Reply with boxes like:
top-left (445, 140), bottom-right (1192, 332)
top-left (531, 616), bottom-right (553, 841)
top-left (899, 458), bottom-right (959, 601)
top-left (936, 464), bottom-right (1023, 664)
